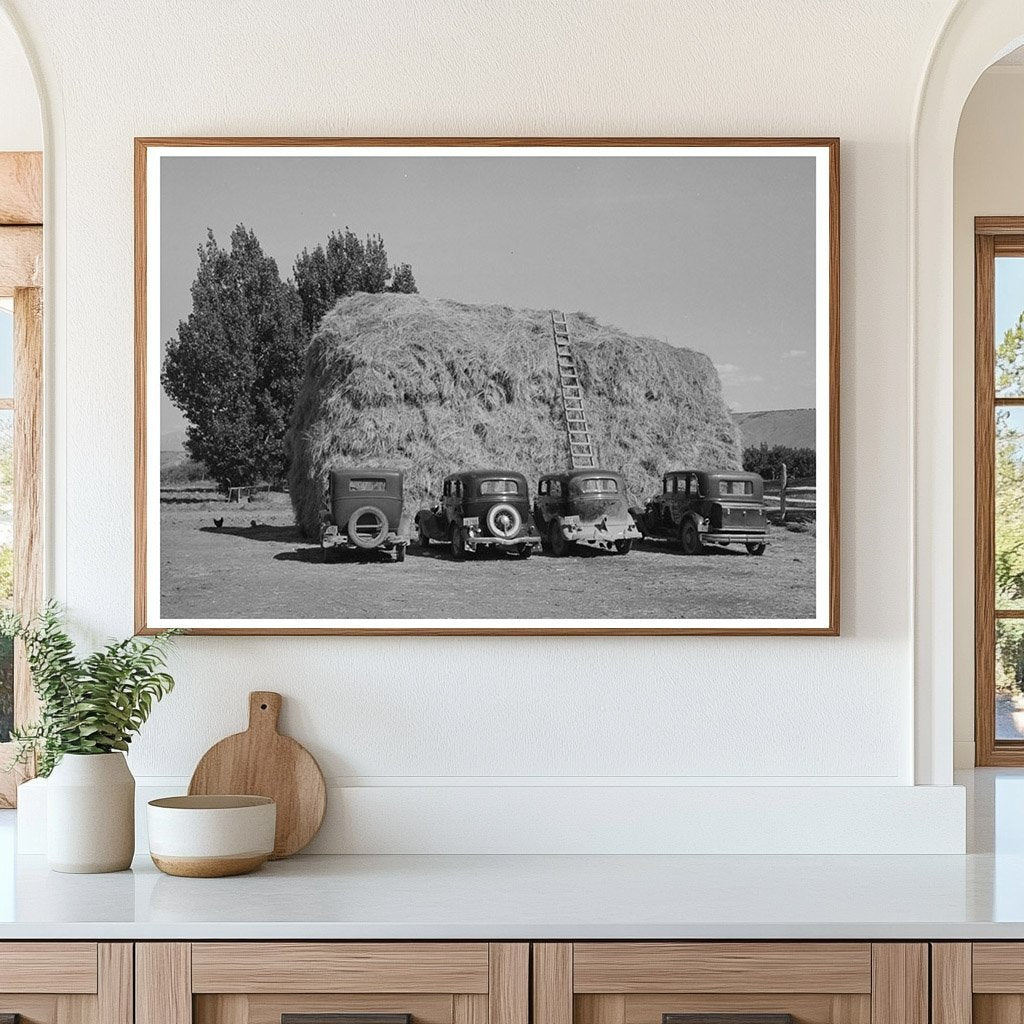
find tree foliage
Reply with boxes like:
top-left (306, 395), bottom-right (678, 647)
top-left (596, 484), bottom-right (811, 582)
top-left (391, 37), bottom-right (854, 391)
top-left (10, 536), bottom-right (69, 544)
top-left (164, 224), bottom-right (417, 491)
top-left (742, 443), bottom-right (815, 480)
top-left (0, 603), bottom-right (179, 777)
top-left (293, 229), bottom-right (418, 332)
top-left (163, 226), bottom-right (306, 489)
top-left (994, 313), bottom-right (1024, 692)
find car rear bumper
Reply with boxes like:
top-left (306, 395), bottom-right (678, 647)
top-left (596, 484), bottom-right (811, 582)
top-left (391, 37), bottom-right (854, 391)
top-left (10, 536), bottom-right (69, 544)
top-left (701, 531), bottom-right (769, 544)
top-left (562, 519), bottom-right (642, 548)
top-left (321, 525), bottom-right (407, 550)
top-left (465, 532), bottom-right (542, 551)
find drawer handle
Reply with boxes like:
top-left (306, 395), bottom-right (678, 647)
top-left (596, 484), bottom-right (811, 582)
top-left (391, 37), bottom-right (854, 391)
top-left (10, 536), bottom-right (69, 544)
top-left (283, 1016), bottom-right (411, 1024)
top-left (664, 1016), bottom-right (794, 1024)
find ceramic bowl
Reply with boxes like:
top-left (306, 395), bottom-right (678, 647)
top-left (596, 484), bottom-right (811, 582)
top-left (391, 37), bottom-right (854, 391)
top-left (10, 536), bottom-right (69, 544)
top-left (147, 795), bottom-right (276, 877)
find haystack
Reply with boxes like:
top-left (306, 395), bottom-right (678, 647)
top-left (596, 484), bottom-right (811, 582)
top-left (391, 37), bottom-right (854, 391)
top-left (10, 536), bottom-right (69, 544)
top-left (287, 293), bottom-right (740, 537)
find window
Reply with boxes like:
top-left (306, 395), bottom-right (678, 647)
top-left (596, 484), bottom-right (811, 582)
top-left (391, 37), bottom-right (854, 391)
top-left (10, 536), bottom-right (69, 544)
top-left (348, 478), bottom-right (386, 492)
top-left (550, 480), bottom-right (562, 498)
top-left (975, 220), bottom-right (1024, 764)
top-left (0, 290), bottom-right (42, 806)
top-left (0, 151), bottom-right (43, 808)
top-left (538, 480), bottom-right (548, 496)
top-left (0, 307), bottom-right (11, 745)
top-left (479, 478), bottom-right (520, 495)
top-left (719, 479), bottom-right (753, 496)
top-left (577, 477), bottom-right (619, 493)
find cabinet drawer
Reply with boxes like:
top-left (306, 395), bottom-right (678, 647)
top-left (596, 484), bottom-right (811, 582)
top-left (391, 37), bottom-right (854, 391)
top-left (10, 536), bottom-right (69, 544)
top-left (0, 943), bottom-right (130, 1024)
top-left (191, 943), bottom-right (490, 994)
top-left (572, 944), bottom-right (871, 994)
top-left (534, 943), bottom-right (926, 1024)
top-left (139, 943), bottom-right (528, 1024)
top-left (0, 942), bottom-right (98, 994)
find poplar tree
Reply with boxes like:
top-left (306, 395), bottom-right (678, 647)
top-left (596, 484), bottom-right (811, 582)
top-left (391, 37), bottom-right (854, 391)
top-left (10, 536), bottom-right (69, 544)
top-left (162, 226), bottom-right (305, 490)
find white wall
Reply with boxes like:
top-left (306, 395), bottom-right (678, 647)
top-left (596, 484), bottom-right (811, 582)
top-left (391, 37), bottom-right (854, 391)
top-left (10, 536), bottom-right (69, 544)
top-left (0, 12), bottom-right (40, 151)
top-left (2, 0), bottom-right (972, 852)
top-left (952, 66), bottom-right (1024, 767)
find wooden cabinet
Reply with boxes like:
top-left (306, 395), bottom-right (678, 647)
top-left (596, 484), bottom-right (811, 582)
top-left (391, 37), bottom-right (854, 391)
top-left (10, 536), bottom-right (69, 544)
top-left (932, 943), bottom-right (1024, 1024)
top-left (0, 942), bottom-right (132, 1024)
top-left (532, 944), bottom-right (928, 1024)
top-left (0, 937), bottom-right (962, 1024)
top-left (136, 944), bottom-right (528, 1024)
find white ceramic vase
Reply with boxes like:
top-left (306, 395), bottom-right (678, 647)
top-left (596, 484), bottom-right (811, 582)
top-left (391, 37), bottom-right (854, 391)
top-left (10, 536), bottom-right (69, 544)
top-left (46, 752), bottom-right (135, 873)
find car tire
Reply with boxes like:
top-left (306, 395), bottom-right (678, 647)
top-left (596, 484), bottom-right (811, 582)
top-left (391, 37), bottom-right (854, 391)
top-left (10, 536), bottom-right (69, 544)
top-left (347, 506), bottom-right (388, 549)
top-left (414, 518), bottom-right (430, 547)
top-left (395, 545), bottom-right (406, 563)
top-left (549, 519), bottom-right (569, 557)
top-left (536, 513), bottom-right (551, 551)
top-left (614, 539), bottom-right (633, 555)
top-left (516, 544), bottom-right (533, 559)
top-left (450, 525), bottom-right (467, 560)
top-left (680, 519), bottom-right (704, 555)
top-left (746, 542), bottom-right (766, 556)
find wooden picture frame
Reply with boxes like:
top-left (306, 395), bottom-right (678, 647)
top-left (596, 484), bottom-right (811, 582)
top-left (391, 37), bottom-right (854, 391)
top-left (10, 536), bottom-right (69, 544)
top-left (135, 137), bottom-right (839, 636)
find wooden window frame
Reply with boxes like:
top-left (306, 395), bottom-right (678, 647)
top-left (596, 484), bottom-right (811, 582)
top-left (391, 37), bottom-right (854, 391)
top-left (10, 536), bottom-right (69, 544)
top-left (0, 151), bottom-right (43, 806)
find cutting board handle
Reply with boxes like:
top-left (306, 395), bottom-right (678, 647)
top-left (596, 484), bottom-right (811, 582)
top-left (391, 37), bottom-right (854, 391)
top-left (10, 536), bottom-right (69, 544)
top-left (248, 691), bottom-right (282, 734)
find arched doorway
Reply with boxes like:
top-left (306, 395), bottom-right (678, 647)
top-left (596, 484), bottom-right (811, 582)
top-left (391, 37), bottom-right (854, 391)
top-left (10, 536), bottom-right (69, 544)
top-left (914, 1), bottom-right (1024, 784)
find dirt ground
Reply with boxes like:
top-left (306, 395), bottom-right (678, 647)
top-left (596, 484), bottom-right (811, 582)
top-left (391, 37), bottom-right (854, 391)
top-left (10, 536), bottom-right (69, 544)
top-left (159, 486), bottom-right (817, 621)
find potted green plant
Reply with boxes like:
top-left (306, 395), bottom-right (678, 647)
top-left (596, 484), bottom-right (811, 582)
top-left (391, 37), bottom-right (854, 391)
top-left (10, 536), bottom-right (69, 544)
top-left (2, 603), bottom-right (179, 873)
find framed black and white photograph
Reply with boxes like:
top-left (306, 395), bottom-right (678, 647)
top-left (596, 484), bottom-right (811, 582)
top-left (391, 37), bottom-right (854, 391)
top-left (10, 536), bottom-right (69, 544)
top-left (135, 137), bottom-right (839, 636)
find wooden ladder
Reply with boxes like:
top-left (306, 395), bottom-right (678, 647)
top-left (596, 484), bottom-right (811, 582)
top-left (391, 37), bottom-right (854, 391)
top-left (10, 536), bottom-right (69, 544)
top-left (551, 311), bottom-right (599, 469)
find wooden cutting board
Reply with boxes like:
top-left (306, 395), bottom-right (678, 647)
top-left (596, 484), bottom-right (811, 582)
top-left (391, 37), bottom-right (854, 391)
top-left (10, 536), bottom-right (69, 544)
top-left (188, 691), bottom-right (327, 859)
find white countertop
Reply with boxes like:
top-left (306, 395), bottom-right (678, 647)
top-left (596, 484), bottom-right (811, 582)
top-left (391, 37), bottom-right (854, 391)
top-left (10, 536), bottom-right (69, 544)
top-left (1, 769), bottom-right (1021, 941)
top-left (0, 849), bottom-right (1022, 940)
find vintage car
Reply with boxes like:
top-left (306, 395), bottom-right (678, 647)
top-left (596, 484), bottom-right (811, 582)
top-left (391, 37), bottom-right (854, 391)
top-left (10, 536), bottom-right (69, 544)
top-left (631, 469), bottom-right (769, 555)
top-left (533, 469), bottom-right (641, 556)
top-left (414, 469), bottom-right (542, 560)
top-left (319, 468), bottom-right (408, 562)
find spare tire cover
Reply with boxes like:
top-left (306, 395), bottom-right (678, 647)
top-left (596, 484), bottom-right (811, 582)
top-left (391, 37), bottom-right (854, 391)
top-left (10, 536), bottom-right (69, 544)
top-left (347, 506), bottom-right (388, 549)
top-left (486, 503), bottom-right (522, 538)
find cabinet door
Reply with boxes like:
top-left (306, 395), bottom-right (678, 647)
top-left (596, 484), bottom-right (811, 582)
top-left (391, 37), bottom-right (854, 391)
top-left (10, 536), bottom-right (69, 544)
top-left (938, 943), bottom-right (1024, 1024)
top-left (137, 943), bottom-right (528, 1024)
top-left (0, 942), bottom-right (131, 1024)
top-left (534, 944), bottom-right (927, 1024)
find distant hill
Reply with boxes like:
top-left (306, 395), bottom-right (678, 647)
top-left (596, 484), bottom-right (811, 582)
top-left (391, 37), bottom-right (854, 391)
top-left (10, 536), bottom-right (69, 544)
top-left (288, 293), bottom-right (741, 538)
top-left (733, 408), bottom-right (815, 451)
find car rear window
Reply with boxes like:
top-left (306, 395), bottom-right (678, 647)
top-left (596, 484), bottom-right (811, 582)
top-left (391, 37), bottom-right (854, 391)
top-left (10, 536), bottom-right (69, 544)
top-left (480, 478), bottom-right (521, 494)
top-left (349, 478), bottom-right (387, 492)
top-left (719, 479), bottom-right (753, 496)
top-left (578, 477), bottom-right (619, 493)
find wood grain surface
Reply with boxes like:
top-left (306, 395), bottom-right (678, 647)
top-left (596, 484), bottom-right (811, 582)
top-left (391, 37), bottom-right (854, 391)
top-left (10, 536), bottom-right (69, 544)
top-left (0, 225), bottom-right (41, 295)
top-left (188, 691), bottom-right (326, 858)
top-left (0, 942), bottom-right (97, 993)
top-left (0, 153), bottom-right (41, 225)
top-left (573, 943), bottom-right (871, 994)
top-left (191, 942), bottom-right (489, 994)
top-left (869, 945), bottom-right (927, 1024)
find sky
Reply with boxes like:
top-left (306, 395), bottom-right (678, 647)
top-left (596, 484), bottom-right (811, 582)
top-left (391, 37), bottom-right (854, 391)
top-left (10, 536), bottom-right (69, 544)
top-left (0, 309), bottom-right (14, 398)
top-left (159, 152), bottom-right (818, 442)
top-left (997, 257), bottom-right (1024, 348)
